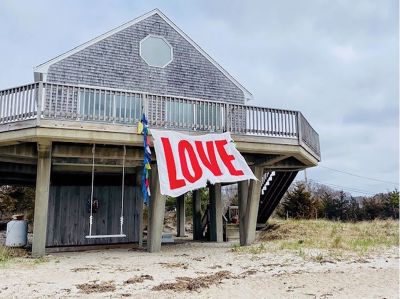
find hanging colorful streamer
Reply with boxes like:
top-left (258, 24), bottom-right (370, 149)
top-left (138, 113), bottom-right (151, 203)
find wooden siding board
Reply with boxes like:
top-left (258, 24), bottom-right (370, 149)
top-left (137, 187), bottom-right (143, 244)
top-left (107, 186), bottom-right (116, 242)
top-left (46, 183), bottom-right (140, 247)
top-left (45, 187), bottom-right (55, 246)
top-left (82, 186), bottom-right (91, 245)
top-left (71, 186), bottom-right (78, 245)
top-left (54, 186), bottom-right (62, 246)
top-left (131, 187), bottom-right (138, 241)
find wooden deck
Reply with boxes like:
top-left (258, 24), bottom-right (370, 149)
top-left (0, 82), bottom-right (320, 163)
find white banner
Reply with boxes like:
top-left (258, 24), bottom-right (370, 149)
top-left (151, 129), bottom-right (256, 197)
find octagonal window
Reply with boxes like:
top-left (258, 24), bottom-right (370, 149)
top-left (140, 35), bottom-right (173, 68)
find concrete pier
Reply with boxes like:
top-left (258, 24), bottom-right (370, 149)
top-left (192, 190), bottom-right (202, 240)
top-left (238, 180), bottom-right (249, 246)
top-left (209, 183), bottom-right (223, 242)
top-left (176, 195), bottom-right (186, 237)
top-left (32, 141), bottom-right (52, 257)
top-left (147, 165), bottom-right (166, 253)
top-left (243, 166), bottom-right (263, 245)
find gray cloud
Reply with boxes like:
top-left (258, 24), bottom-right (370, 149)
top-left (343, 106), bottom-right (398, 126)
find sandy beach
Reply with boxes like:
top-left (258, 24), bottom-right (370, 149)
top-left (0, 239), bottom-right (398, 299)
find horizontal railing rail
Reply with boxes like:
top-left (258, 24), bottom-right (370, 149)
top-left (0, 82), bottom-right (320, 159)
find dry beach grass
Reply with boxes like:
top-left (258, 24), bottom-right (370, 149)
top-left (232, 219), bottom-right (399, 261)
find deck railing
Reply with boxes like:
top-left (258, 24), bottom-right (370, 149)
top-left (0, 83), bottom-right (39, 123)
top-left (298, 112), bottom-right (320, 158)
top-left (0, 82), bottom-right (320, 159)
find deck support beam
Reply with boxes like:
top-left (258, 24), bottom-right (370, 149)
top-left (192, 190), bottom-right (202, 240)
top-left (32, 141), bottom-right (52, 257)
top-left (238, 180), bottom-right (249, 246)
top-left (147, 165), bottom-right (166, 253)
top-left (243, 166), bottom-right (263, 245)
top-left (209, 183), bottom-right (223, 242)
top-left (176, 195), bottom-right (186, 237)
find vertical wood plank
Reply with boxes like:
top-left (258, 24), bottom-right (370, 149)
top-left (46, 187), bottom-right (55, 247)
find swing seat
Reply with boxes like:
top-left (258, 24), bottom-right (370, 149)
top-left (85, 234), bottom-right (126, 239)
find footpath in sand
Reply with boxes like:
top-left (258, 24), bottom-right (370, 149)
top-left (0, 240), bottom-right (398, 298)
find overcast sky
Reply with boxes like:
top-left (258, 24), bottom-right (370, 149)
top-left (0, 0), bottom-right (398, 195)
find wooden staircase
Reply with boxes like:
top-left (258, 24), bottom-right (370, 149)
top-left (257, 171), bottom-right (298, 224)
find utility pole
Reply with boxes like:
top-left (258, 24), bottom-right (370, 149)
top-left (304, 169), bottom-right (308, 185)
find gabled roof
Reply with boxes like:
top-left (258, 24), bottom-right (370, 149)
top-left (34, 8), bottom-right (253, 100)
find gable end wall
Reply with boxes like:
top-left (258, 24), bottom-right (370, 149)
top-left (46, 14), bottom-right (245, 104)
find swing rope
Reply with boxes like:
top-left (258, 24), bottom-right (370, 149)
top-left (88, 144), bottom-right (96, 237)
top-left (85, 144), bottom-right (127, 239)
top-left (119, 145), bottom-right (126, 236)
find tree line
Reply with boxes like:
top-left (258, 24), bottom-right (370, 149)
top-left (277, 181), bottom-right (399, 221)
top-left (0, 182), bottom-right (398, 223)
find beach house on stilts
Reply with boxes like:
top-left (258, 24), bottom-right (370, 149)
top-left (0, 9), bottom-right (320, 256)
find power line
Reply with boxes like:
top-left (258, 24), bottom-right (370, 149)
top-left (318, 166), bottom-right (398, 185)
top-left (312, 181), bottom-right (372, 195)
top-left (308, 179), bottom-right (374, 196)
top-left (293, 178), bottom-right (375, 196)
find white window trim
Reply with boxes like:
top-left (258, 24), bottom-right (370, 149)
top-left (139, 34), bottom-right (173, 68)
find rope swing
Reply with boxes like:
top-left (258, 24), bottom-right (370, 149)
top-left (85, 144), bottom-right (127, 239)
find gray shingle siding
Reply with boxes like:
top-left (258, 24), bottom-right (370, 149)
top-left (46, 14), bottom-right (245, 104)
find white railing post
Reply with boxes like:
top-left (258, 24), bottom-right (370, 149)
top-left (142, 92), bottom-right (148, 118)
top-left (224, 103), bottom-right (230, 132)
top-left (193, 101), bottom-right (197, 130)
top-left (296, 111), bottom-right (303, 146)
top-left (36, 81), bottom-right (44, 126)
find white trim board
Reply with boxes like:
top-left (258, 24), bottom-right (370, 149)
top-left (33, 8), bottom-right (253, 100)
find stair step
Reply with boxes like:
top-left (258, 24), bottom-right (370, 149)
top-left (257, 171), bottom-right (298, 224)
